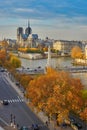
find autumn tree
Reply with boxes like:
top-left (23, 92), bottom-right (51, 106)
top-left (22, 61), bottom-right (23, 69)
top-left (26, 68), bottom-right (84, 124)
top-left (0, 50), bottom-right (7, 64)
top-left (71, 46), bottom-right (83, 59)
top-left (1, 40), bottom-right (8, 51)
top-left (80, 107), bottom-right (87, 122)
top-left (82, 90), bottom-right (87, 99)
top-left (80, 90), bottom-right (87, 121)
top-left (43, 47), bottom-right (48, 52)
top-left (20, 74), bottom-right (33, 90)
top-left (10, 55), bottom-right (21, 68)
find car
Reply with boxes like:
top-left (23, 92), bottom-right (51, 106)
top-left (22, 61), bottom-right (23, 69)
top-left (3, 100), bottom-right (9, 105)
top-left (32, 124), bottom-right (39, 130)
top-left (34, 69), bottom-right (37, 71)
top-left (0, 68), bottom-right (5, 72)
top-left (15, 82), bottom-right (20, 86)
top-left (20, 126), bottom-right (29, 130)
top-left (74, 122), bottom-right (82, 129)
top-left (38, 66), bottom-right (41, 69)
top-left (69, 117), bottom-right (75, 123)
top-left (61, 123), bottom-right (68, 127)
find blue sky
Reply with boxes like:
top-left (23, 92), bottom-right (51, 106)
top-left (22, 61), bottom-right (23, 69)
top-left (0, 0), bottom-right (87, 40)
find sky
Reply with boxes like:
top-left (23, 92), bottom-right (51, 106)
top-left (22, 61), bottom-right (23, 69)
top-left (0, 0), bottom-right (87, 41)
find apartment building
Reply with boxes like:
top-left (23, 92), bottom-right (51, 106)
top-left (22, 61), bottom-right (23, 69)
top-left (53, 40), bottom-right (82, 55)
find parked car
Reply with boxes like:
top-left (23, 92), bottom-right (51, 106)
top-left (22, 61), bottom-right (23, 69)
top-left (61, 123), bottom-right (68, 127)
top-left (20, 126), bottom-right (29, 130)
top-left (3, 100), bottom-right (9, 105)
top-left (0, 68), bottom-right (5, 72)
top-left (32, 124), bottom-right (39, 130)
top-left (69, 117), bottom-right (75, 124)
top-left (73, 122), bottom-right (82, 129)
top-left (15, 82), bottom-right (20, 86)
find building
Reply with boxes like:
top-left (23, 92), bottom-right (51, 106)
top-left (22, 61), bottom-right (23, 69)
top-left (25, 21), bottom-right (32, 36)
top-left (53, 40), bottom-right (82, 55)
top-left (17, 21), bottom-right (38, 48)
top-left (6, 39), bottom-right (16, 47)
top-left (17, 27), bottom-right (23, 43)
top-left (85, 45), bottom-right (87, 59)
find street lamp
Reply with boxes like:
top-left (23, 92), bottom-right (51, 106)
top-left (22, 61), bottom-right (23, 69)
top-left (10, 114), bottom-right (16, 128)
top-left (13, 115), bottom-right (16, 128)
top-left (83, 120), bottom-right (87, 130)
top-left (10, 114), bottom-right (13, 126)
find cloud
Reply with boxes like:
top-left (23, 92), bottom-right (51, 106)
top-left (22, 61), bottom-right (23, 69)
top-left (0, 0), bottom-right (87, 20)
top-left (14, 8), bottom-right (35, 13)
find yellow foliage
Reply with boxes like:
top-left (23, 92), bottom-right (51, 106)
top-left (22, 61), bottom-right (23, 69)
top-left (0, 50), bottom-right (6, 62)
top-left (18, 47), bottom-right (39, 52)
top-left (43, 47), bottom-right (48, 52)
top-left (80, 107), bottom-right (87, 121)
top-left (18, 48), bottom-right (28, 52)
top-left (26, 68), bottom-right (84, 123)
top-left (20, 75), bottom-right (33, 89)
top-left (10, 55), bottom-right (21, 68)
top-left (57, 110), bottom-right (69, 124)
top-left (71, 46), bottom-right (83, 59)
top-left (29, 48), bottom-right (39, 51)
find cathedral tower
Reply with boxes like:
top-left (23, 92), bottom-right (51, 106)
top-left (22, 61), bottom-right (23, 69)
top-left (25, 20), bottom-right (32, 36)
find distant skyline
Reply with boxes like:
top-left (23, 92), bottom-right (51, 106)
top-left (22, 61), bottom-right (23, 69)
top-left (0, 0), bottom-right (87, 41)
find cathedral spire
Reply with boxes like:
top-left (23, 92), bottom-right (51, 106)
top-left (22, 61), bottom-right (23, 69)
top-left (28, 20), bottom-right (30, 28)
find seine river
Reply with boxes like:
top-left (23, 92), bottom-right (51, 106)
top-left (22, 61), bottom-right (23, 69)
top-left (20, 57), bottom-right (87, 89)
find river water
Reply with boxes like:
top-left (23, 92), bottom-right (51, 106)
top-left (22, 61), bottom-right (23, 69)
top-left (20, 57), bottom-right (72, 68)
top-left (20, 57), bottom-right (87, 89)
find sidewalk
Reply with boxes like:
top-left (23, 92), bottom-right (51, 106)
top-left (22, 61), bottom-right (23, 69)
top-left (0, 125), bottom-right (17, 130)
top-left (0, 127), bottom-right (4, 130)
top-left (33, 109), bottom-right (73, 130)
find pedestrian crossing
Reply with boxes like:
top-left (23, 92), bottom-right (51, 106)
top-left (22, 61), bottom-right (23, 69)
top-left (8, 98), bottom-right (24, 103)
top-left (1, 98), bottom-right (24, 104)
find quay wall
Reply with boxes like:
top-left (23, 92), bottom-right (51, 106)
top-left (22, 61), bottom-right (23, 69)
top-left (13, 52), bottom-right (69, 60)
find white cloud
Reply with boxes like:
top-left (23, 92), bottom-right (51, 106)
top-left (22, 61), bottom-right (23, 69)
top-left (14, 8), bottom-right (35, 13)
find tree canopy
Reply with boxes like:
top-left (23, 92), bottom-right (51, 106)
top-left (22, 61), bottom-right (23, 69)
top-left (10, 55), bottom-right (21, 68)
top-left (71, 46), bottom-right (83, 59)
top-left (26, 68), bottom-right (85, 124)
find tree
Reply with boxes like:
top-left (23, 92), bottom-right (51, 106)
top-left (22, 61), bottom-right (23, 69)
top-left (71, 46), bottom-right (83, 59)
top-left (20, 75), bottom-right (33, 90)
top-left (0, 50), bottom-right (7, 64)
top-left (1, 40), bottom-right (8, 51)
top-left (26, 68), bottom-right (84, 124)
top-left (82, 90), bottom-right (87, 99)
top-left (10, 55), bottom-right (21, 68)
top-left (80, 107), bottom-right (87, 121)
top-left (80, 90), bottom-right (87, 121)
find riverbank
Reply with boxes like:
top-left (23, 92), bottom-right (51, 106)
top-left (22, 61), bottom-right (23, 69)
top-left (13, 52), bottom-right (70, 60)
top-left (72, 58), bottom-right (87, 66)
top-left (56, 66), bottom-right (87, 73)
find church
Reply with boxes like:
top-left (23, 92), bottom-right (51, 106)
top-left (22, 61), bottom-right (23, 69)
top-left (17, 21), bottom-right (38, 48)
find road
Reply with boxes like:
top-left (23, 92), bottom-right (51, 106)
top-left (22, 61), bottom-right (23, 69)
top-left (0, 71), bottom-right (49, 130)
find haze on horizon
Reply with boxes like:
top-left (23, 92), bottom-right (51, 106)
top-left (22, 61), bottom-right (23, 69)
top-left (0, 0), bottom-right (87, 41)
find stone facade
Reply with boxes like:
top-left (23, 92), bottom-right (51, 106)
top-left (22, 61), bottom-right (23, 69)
top-left (53, 40), bottom-right (82, 55)
top-left (17, 21), bottom-right (38, 48)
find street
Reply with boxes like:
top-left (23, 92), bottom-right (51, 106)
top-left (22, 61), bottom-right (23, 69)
top-left (0, 71), bottom-right (49, 130)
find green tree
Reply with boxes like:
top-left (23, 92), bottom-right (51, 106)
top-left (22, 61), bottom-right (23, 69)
top-left (10, 56), bottom-right (21, 68)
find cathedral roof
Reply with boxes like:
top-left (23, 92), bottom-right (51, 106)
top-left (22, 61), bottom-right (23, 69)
top-left (22, 34), bottom-right (28, 39)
